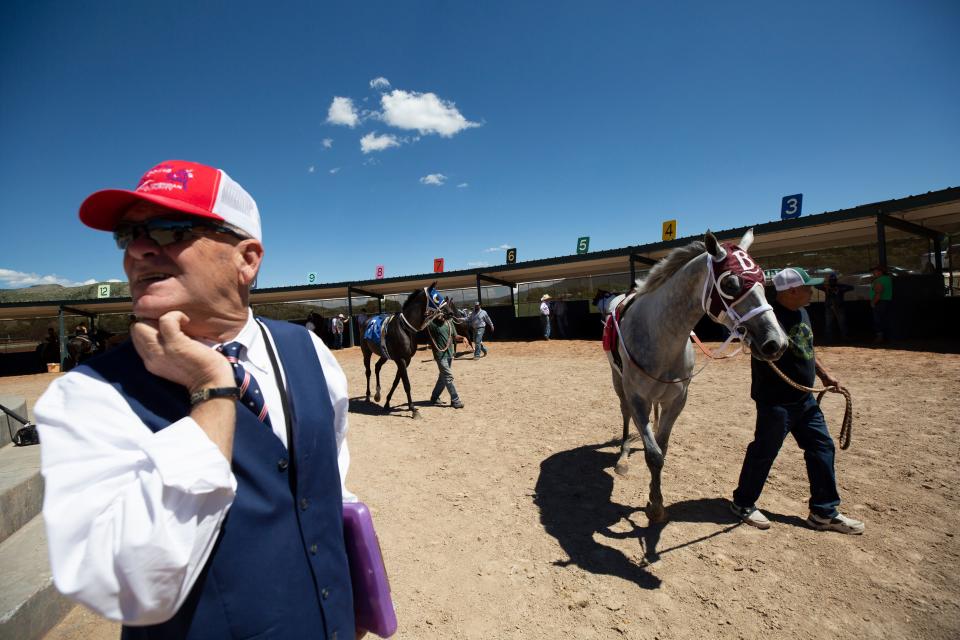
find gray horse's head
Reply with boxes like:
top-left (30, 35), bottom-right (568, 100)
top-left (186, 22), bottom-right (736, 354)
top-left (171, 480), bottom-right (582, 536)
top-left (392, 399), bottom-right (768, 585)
top-left (704, 230), bottom-right (787, 361)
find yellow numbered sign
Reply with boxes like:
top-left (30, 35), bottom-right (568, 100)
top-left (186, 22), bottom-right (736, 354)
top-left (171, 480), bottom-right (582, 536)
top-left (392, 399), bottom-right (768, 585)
top-left (662, 220), bottom-right (677, 241)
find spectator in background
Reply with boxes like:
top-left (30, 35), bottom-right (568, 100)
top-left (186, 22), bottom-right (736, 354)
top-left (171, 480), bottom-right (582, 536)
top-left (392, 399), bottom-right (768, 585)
top-left (871, 265), bottom-right (894, 342)
top-left (540, 294), bottom-right (552, 340)
top-left (304, 312), bottom-right (318, 335)
top-left (469, 301), bottom-right (494, 358)
top-left (815, 272), bottom-right (853, 342)
top-left (332, 314), bottom-right (345, 350)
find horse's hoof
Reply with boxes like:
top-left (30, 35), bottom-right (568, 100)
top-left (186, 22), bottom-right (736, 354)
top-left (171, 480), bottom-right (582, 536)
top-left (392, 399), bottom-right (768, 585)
top-left (412, 410), bottom-right (421, 420)
top-left (374, 393), bottom-right (381, 402)
top-left (645, 503), bottom-right (667, 523)
top-left (614, 462), bottom-right (630, 476)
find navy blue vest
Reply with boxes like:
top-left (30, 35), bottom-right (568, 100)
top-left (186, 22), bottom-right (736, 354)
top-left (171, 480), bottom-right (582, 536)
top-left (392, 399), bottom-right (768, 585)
top-left (79, 318), bottom-right (354, 639)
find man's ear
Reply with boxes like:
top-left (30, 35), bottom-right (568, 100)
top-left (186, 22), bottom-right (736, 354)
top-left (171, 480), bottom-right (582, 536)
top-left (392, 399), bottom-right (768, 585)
top-left (236, 239), bottom-right (264, 287)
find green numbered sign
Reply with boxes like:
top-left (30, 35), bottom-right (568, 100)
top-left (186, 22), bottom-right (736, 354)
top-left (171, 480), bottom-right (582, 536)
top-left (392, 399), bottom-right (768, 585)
top-left (96, 284), bottom-right (111, 299)
top-left (576, 236), bottom-right (589, 254)
top-left (307, 272), bottom-right (318, 284)
top-left (662, 220), bottom-right (677, 241)
top-left (506, 248), bottom-right (517, 264)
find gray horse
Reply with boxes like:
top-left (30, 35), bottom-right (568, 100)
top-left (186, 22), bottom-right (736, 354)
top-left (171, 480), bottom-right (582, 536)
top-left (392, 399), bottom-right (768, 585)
top-left (606, 230), bottom-right (787, 522)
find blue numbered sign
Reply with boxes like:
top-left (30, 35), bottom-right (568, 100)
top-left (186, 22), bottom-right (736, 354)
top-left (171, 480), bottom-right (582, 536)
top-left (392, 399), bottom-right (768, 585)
top-left (781, 194), bottom-right (803, 220)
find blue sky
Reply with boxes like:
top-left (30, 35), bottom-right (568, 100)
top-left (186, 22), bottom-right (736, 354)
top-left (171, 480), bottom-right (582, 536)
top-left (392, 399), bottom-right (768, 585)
top-left (1, 1), bottom-right (958, 290)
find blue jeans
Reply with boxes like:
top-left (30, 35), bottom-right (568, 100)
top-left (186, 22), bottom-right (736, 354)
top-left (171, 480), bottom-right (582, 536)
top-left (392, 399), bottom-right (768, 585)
top-left (872, 300), bottom-right (891, 339)
top-left (430, 354), bottom-right (460, 402)
top-left (333, 332), bottom-right (343, 349)
top-left (473, 326), bottom-right (487, 357)
top-left (823, 301), bottom-right (848, 342)
top-left (541, 315), bottom-right (551, 339)
top-left (733, 395), bottom-right (841, 518)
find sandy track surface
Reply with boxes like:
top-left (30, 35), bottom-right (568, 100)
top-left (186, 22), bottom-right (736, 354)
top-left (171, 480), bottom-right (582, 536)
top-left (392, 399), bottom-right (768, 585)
top-left (10, 339), bottom-right (957, 639)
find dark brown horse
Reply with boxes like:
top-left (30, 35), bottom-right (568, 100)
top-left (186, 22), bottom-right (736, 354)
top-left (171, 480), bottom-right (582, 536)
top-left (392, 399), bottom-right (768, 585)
top-left (360, 283), bottom-right (447, 419)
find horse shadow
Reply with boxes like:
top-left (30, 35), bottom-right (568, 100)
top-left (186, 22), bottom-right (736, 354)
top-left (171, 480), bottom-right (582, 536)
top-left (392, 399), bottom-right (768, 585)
top-left (348, 396), bottom-right (434, 417)
top-left (535, 441), bottom-right (768, 588)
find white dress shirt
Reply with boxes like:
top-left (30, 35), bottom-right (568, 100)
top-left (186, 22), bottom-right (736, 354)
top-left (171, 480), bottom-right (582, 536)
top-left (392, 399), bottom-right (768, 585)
top-left (35, 311), bottom-right (353, 625)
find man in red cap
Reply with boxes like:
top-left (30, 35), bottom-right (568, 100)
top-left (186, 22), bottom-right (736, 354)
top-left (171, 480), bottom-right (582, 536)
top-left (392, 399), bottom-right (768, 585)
top-left (36, 161), bottom-right (358, 639)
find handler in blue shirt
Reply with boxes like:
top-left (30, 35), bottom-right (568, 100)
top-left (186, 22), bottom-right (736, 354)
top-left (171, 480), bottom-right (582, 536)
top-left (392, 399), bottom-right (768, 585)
top-left (730, 268), bottom-right (865, 535)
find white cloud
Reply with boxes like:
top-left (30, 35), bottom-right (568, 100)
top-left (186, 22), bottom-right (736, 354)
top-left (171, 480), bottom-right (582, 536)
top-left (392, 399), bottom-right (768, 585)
top-left (326, 97), bottom-right (359, 127)
top-left (467, 261), bottom-right (491, 268)
top-left (457, 182), bottom-right (469, 188)
top-left (329, 167), bottom-right (341, 174)
top-left (369, 77), bottom-right (391, 90)
top-left (483, 244), bottom-right (513, 253)
top-left (380, 89), bottom-right (479, 137)
top-left (360, 132), bottom-right (400, 153)
top-left (419, 173), bottom-right (447, 186)
top-left (322, 138), bottom-right (333, 148)
top-left (0, 268), bottom-right (98, 289)
top-left (307, 166), bottom-right (316, 173)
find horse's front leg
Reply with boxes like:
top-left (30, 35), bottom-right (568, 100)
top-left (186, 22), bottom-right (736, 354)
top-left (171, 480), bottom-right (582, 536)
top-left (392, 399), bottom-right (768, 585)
top-left (383, 366), bottom-right (403, 411)
top-left (374, 357), bottom-right (387, 402)
top-left (397, 358), bottom-right (419, 419)
top-left (644, 388), bottom-right (687, 523)
top-left (610, 367), bottom-right (636, 476)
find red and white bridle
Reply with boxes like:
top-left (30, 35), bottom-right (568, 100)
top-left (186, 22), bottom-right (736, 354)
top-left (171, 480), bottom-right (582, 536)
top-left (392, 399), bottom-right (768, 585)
top-left (699, 244), bottom-right (771, 352)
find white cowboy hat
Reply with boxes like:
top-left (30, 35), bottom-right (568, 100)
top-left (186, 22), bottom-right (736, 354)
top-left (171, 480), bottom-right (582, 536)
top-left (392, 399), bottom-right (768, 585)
top-left (540, 294), bottom-right (551, 301)
top-left (338, 313), bottom-right (345, 318)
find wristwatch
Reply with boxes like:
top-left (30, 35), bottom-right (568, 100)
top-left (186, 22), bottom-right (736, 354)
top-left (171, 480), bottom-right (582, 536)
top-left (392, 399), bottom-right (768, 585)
top-left (190, 387), bottom-right (241, 406)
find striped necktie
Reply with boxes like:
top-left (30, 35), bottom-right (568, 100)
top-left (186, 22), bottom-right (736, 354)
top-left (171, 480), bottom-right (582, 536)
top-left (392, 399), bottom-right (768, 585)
top-left (219, 341), bottom-right (271, 427)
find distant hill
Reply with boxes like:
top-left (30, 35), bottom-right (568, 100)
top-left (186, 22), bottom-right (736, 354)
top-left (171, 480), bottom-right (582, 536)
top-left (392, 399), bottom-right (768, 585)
top-left (0, 282), bottom-right (130, 304)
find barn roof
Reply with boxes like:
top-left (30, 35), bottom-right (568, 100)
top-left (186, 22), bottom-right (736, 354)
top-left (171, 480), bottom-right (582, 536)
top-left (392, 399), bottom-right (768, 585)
top-left (2, 186), bottom-right (958, 320)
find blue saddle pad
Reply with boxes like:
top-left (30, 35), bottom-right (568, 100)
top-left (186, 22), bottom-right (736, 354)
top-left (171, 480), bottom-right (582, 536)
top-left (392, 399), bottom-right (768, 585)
top-left (364, 314), bottom-right (388, 345)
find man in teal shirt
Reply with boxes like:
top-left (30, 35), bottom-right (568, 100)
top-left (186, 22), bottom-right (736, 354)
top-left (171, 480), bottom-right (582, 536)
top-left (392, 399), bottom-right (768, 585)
top-left (427, 315), bottom-right (464, 409)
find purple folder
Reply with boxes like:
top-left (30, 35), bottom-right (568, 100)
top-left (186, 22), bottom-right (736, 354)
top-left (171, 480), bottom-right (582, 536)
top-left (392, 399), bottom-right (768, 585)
top-left (343, 502), bottom-right (398, 638)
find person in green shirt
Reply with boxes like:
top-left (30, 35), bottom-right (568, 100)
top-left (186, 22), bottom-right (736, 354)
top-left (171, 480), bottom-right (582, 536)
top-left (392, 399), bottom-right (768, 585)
top-left (426, 315), bottom-right (464, 409)
top-left (871, 265), bottom-right (894, 342)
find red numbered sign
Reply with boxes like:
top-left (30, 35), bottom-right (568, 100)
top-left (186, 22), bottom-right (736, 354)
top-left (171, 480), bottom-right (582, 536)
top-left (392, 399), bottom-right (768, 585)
top-left (433, 258), bottom-right (444, 273)
top-left (375, 265), bottom-right (385, 279)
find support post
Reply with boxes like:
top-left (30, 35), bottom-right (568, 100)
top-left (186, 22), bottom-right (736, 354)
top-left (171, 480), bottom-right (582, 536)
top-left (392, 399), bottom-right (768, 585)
top-left (933, 234), bottom-right (943, 273)
top-left (876, 217), bottom-right (887, 269)
top-left (58, 308), bottom-right (66, 368)
top-left (347, 293), bottom-right (355, 348)
top-left (629, 253), bottom-right (656, 284)
top-left (475, 274), bottom-right (482, 306)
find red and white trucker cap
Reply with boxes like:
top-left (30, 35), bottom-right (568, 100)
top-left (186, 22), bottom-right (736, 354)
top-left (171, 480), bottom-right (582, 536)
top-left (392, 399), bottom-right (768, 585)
top-left (79, 160), bottom-right (262, 241)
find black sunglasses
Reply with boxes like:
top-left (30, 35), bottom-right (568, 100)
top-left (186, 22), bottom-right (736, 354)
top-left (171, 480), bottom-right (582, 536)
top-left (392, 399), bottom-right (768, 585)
top-left (113, 218), bottom-right (245, 250)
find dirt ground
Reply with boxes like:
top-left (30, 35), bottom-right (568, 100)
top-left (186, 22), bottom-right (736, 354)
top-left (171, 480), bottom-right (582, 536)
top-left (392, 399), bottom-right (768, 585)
top-left (10, 338), bottom-right (958, 639)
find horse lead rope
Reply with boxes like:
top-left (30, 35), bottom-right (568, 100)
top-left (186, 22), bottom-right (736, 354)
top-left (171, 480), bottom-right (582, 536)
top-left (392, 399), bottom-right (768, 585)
top-left (765, 360), bottom-right (854, 450)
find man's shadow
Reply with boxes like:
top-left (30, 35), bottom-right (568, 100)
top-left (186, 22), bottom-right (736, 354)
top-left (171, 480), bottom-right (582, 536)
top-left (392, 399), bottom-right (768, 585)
top-left (534, 441), bottom-right (802, 588)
